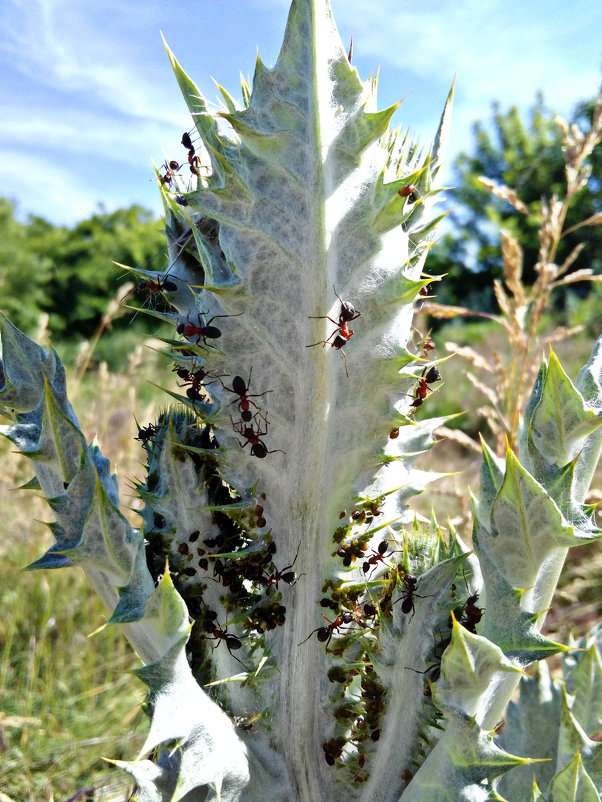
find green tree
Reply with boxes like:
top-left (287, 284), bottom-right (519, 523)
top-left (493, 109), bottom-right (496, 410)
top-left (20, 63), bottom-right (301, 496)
top-left (429, 93), bottom-right (602, 317)
top-left (0, 198), bottom-right (52, 334)
top-left (26, 204), bottom-right (166, 338)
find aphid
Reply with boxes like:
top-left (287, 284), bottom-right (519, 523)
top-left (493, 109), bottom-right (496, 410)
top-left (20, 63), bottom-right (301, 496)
top-left (322, 737), bottom-right (346, 766)
top-left (221, 370), bottom-right (273, 419)
top-left (298, 611), bottom-right (354, 648)
top-left (306, 288), bottom-right (361, 377)
top-left (255, 504), bottom-right (267, 528)
top-left (231, 414), bottom-right (285, 459)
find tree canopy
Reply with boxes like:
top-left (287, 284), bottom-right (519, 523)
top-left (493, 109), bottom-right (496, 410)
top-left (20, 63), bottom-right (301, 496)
top-left (428, 93), bottom-right (601, 315)
top-left (0, 200), bottom-right (166, 340)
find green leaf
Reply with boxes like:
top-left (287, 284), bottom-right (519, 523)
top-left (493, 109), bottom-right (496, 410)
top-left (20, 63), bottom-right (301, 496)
top-left (550, 751), bottom-right (601, 802)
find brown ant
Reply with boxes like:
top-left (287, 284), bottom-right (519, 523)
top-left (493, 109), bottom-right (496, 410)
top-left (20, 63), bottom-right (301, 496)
top-left (231, 414), bottom-right (285, 459)
top-left (221, 369), bottom-right (272, 421)
top-left (205, 626), bottom-right (248, 670)
top-left (298, 611), bottom-right (354, 648)
top-left (306, 288), bottom-right (361, 377)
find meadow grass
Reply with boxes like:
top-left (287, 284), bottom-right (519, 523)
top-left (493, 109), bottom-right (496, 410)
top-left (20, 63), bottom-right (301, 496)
top-left (0, 335), bottom-right (167, 801)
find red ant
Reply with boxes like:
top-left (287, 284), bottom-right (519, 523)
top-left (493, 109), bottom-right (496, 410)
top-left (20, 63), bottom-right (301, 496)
top-left (231, 414), bottom-right (285, 459)
top-left (264, 543), bottom-right (302, 593)
top-left (177, 311), bottom-right (240, 346)
top-left (298, 611), bottom-right (354, 648)
top-left (221, 369), bottom-right (272, 422)
top-left (138, 273), bottom-right (178, 298)
top-left (306, 288), bottom-right (361, 377)
top-left (362, 540), bottom-right (394, 576)
top-left (205, 626), bottom-right (248, 670)
top-left (407, 365), bottom-right (441, 410)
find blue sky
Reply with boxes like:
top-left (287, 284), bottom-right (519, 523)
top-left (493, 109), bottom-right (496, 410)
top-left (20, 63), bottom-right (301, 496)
top-left (1, 0), bottom-right (601, 226)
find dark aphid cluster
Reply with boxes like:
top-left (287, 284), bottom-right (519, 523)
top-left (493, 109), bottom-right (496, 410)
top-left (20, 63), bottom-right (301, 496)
top-left (336, 539), bottom-right (368, 567)
top-left (306, 287), bottom-right (361, 377)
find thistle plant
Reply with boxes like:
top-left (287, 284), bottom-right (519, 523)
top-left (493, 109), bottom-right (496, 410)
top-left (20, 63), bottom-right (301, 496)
top-left (1, 1), bottom-right (601, 801)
